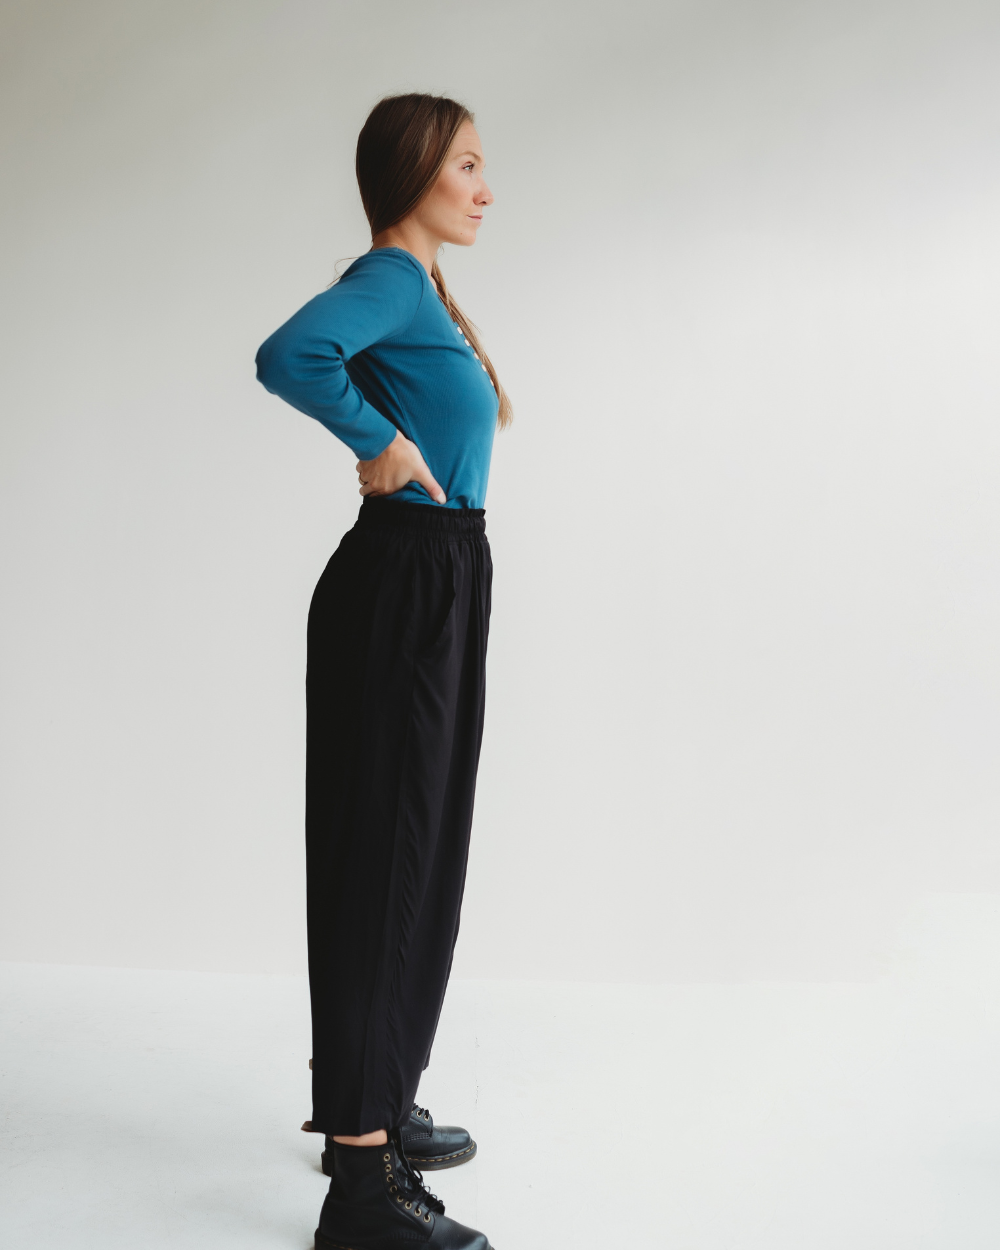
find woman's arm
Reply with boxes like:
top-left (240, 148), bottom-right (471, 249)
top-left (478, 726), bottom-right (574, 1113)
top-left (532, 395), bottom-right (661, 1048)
top-left (255, 250), bottom-right (417, 462)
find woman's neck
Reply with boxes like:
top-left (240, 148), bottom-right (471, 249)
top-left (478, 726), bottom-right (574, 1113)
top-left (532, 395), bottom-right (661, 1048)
top-left (371, 223), bottom-right (441, 278)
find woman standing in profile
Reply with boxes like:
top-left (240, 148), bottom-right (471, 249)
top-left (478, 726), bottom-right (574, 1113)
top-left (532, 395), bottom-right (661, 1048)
top-left (256, 94), bottom-right (508, 1250)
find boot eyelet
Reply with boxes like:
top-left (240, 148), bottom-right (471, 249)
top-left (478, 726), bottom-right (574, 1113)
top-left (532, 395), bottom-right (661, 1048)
top-left (390, 1185), bottom-right (397, 1194)
top-left (415, 1207), bottom-right (422, 1216)
top-left (383, 1153), bottom-right (390, 1162)
top-left (384, 1164), bottom-right (391, 1172)
top-left (405, 1201), bottom-right (412, 1210)
top-left (424, 1214), bottom-right (431, 1223)
top-left (397, 1195), bottom-right (404, 1203)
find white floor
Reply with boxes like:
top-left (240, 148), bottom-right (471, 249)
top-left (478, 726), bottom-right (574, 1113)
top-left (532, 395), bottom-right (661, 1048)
top-left (3, 898), bottom-right (1000, 1249)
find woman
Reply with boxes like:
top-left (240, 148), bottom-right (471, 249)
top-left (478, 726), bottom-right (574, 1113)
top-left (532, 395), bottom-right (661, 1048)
top-left (256, 94), bottom-right (508, 1250)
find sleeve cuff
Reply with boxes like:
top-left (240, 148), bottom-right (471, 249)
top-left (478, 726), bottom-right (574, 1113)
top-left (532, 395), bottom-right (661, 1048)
top-left (328, 403), bottom-right (399, 461)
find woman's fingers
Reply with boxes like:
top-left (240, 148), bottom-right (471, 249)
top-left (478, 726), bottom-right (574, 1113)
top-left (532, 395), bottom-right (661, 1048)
top-left (356, 455), bottom-right (378, 495)
top-left (413, 461), bottom-right (446, 504)
top-left (353, 437), bottom-right (446, 503)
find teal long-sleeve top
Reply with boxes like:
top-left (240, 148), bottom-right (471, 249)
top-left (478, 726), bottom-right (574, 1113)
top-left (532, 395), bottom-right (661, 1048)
top-left (255, 247), bottom-right (499, 509)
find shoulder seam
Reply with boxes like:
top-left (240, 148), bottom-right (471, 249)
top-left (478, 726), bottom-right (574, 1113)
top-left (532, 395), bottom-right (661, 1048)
top-left (339, 247), bottom-right (427, 337)
top-left (367, 247), bottom-right (428, 330)
top-left (383, 248), bottom-right (428, 324)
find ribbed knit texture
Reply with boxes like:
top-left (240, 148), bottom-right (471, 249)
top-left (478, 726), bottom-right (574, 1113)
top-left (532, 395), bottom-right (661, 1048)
top-left (255, 247), bottom-right (499, 509)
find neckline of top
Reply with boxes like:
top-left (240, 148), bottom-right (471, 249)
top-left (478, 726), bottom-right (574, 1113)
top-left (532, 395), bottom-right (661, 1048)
top-left (369, 245), bottom-right (428, 274)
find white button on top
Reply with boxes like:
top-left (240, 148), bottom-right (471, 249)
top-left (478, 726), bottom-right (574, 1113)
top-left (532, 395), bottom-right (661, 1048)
top-left (481, 365), bottom-right (488, 372)
top-left (464, 339), bottom-right (471, 346)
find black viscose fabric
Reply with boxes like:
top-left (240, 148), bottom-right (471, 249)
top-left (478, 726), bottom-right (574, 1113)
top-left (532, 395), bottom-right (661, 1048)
top-left (306, 497), bottom-right (492, 1136)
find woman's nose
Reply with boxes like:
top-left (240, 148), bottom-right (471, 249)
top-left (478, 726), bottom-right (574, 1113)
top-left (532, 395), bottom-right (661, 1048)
top-left (478, 181), bottom-right (494, 206)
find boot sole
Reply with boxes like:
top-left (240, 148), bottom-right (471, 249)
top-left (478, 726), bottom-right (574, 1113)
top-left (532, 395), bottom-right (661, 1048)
top-left (320, 1139), bottom-right (477, 1176)
top-left (315, 1235), bottom-right (493, 1250)
top-left (405, 1140), bottom-right (478, 1170)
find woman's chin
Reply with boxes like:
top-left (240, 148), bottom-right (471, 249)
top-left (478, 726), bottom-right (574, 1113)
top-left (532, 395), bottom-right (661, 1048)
top-left (440, 224), bottom-right (481, 248)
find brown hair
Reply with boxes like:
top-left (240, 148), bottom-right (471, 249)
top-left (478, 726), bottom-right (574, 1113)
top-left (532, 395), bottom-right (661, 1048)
top-left (356, 93), bottom-right (512, 430)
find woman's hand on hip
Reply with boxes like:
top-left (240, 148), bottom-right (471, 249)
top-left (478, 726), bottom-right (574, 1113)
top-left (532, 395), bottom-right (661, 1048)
top-left (357, 430), bottom-right (446, 504)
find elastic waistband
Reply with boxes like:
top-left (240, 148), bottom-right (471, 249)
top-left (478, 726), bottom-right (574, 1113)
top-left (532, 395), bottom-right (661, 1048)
top-left (355, 497), bottom-right (486, 539)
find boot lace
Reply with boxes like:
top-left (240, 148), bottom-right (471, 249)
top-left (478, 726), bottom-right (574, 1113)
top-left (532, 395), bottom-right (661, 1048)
top-left (391, 1127), bottom-right (445, 1215)
top-left (411, 1102), bottom-right (432, 1122)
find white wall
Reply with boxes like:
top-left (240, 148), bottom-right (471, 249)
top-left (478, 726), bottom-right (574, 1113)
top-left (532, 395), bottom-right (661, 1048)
top-left (1, 0), bottom-right (998, 981)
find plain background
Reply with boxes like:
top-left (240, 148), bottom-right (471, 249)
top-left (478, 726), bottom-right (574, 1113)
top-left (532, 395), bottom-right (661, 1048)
top-left (2, 0), bottom-right (999, 984)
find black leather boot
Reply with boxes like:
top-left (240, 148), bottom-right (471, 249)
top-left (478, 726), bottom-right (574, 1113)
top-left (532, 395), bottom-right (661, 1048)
top-left (315, 1129), bottom-right (492, 1250)
top-left (322, 1104), bottom-right (477, 1176)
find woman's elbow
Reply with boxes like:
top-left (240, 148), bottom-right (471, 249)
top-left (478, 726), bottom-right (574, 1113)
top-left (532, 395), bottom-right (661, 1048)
top-left (255, 328), bottom-right (342, 409)
top-left (255, 337), bottom-right (287, 394)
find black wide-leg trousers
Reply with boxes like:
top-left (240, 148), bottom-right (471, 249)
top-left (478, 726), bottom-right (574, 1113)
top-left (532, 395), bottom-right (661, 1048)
top-left (305, 498), bottom-right (492, 1136)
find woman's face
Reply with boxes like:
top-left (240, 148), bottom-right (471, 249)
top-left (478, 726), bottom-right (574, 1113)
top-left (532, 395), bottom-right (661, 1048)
top-left (413, 120), bottom-right (493, 247)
